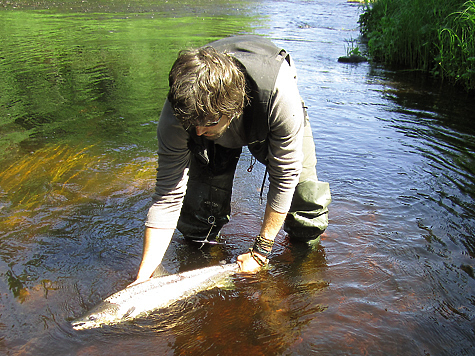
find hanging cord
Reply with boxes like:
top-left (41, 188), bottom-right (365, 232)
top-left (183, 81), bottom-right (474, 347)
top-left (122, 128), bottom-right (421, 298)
top-left (259, 167), bottom-right (268, 205)
top-left (247, 156), bottom-right (267, 205)
top-left (247, 156), bottom-right (256, 172)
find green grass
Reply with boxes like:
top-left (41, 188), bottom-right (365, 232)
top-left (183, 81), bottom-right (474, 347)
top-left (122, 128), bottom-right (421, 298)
top-left (359, 0), bottom-right (475, 91)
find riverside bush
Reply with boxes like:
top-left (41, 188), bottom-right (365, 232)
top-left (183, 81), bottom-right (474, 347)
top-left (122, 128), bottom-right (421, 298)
top-left (359, 0), bottom-right (475, 91)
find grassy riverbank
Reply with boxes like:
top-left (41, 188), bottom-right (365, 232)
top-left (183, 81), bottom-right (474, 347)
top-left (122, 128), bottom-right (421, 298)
top-left (359, 0), bottom-right (475, 91)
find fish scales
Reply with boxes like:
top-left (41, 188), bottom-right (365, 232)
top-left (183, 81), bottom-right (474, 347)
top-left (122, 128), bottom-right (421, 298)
top-left (72, 263), bottom-right (238, 330)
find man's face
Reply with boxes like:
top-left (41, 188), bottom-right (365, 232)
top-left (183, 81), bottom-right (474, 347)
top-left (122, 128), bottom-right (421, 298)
top-left (195, 115), bottom-right (232, 140)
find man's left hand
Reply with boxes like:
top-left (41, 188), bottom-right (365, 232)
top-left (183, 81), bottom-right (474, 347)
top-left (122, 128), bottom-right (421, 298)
top-left (237, 251), bottom-right (263, 273)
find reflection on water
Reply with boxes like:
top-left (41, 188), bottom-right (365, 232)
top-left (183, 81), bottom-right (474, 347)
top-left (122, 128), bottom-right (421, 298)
top-left (0, 2), bottom-right (258, 157)
top-left (1, 0), bottom-right (475, 355)
top-left (378, 71), bottom-right (475, 257)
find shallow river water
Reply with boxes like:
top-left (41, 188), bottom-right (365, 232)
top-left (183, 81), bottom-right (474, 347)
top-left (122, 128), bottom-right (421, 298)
top-left (1, 0), bottom-right (474, 355)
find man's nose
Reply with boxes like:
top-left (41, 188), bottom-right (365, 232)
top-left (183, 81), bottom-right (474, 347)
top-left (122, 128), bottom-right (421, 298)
top-left (195, 126), bottom-right (207, 136)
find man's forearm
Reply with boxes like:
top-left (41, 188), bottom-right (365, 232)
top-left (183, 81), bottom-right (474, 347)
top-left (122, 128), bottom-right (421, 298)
top-left (237, 203), bottom-right (286, 272)
top-left (135, 226), bottom-right (174, 283)
top-left (259, 203), bottom-right (287, 241)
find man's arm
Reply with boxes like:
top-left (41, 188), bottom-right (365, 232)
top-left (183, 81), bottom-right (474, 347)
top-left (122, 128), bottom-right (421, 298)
top-left (237, 59), bottom-right (305, 273)
top-left (132, 227), bottom-right (174, 284)
top-left (237, 203), bottom-right (286, 272)
top-left (132, 101), bottom-right (189, 285)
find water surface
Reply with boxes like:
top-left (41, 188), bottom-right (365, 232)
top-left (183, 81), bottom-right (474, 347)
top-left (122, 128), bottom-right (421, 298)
top-left (1, 0), bottom-right (474, 355)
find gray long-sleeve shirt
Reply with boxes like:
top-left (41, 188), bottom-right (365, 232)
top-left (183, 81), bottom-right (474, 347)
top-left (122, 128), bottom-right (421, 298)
top-left (145, 58), bottom-right (304, 229)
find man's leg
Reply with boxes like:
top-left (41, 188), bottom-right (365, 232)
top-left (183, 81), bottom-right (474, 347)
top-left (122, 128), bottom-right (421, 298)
top-left (284, 106), bottom-right (331, 244)
top-left (177, 144), bottom-right (242, 241)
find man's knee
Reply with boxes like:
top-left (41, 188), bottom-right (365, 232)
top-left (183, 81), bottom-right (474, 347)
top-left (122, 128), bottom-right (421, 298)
top-left (284, 178), bottom-right (331, 242)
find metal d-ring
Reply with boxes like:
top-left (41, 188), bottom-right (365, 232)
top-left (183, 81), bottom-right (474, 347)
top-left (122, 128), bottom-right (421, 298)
top-left (207, 216), bottom-right (216, 226)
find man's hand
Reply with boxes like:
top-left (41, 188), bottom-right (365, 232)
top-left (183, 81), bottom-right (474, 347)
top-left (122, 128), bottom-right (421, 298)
top-left (237, 251), bottom-right (264, 273)
top-left (237, 204), bottom-right (285, 273)
top-left (236, 204), bottom-right (286, 273)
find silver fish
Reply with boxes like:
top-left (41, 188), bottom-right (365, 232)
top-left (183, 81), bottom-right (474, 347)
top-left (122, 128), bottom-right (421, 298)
top-left (71, 263), bottom-right (238, 330)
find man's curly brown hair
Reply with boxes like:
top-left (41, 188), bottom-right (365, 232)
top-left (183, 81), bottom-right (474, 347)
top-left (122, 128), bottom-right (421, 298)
top-left (168, 46), bottom-right (247, 129)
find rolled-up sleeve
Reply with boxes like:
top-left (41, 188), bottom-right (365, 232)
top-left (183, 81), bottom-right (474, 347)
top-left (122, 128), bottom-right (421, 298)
top-left (266, 59), bottom-right (304, 213)
top-left (145, 100), bottom-right (190, 229)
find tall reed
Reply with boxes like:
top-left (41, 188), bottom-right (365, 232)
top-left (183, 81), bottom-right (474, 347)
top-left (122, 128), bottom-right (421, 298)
top-left (436, 1), bottom-right (475, 89)
top-left (359, 0), bottom-right (475, 91)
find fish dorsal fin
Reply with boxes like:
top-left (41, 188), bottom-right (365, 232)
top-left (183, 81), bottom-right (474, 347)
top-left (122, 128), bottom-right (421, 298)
top-left (151, 263), bottom-right (170, 278)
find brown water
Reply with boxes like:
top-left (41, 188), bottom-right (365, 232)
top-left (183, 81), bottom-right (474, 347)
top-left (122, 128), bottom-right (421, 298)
top-left (1, 0), bottom-right (474, 355)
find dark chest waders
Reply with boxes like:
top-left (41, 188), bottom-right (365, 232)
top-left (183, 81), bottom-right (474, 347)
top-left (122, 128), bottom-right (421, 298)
top-left (177, 140), bottom-right (242, 241)
top-left (176, 35), bottom-right (331, 243)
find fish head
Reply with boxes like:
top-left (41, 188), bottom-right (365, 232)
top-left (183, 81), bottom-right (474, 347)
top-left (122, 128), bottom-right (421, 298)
top-left (71, 301), bottom-right (120, 330)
